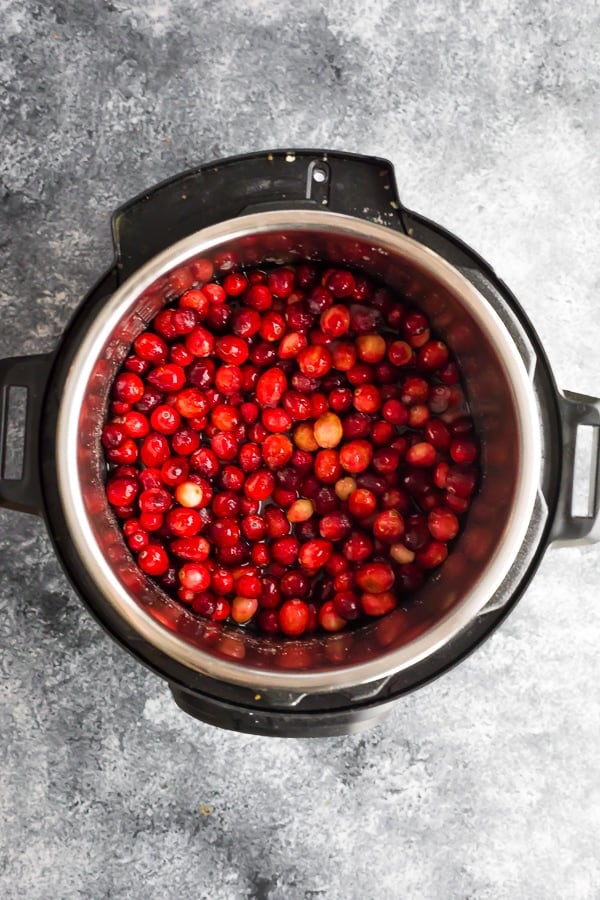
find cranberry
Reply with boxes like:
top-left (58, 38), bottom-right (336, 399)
top-left (138, 545), bottom-right (169, 575)
top-left (439, 361), bottom-right (460, 384)
top-left (279, 599), bottom-right (310, 636)
top-left (256, 367), bottom-right (287, 407)
top-left (264, 506), bottom-right (291, 538)
top-left (140, 433), bottom-right (170, 467)
top-left (134, 332), bottom-right (168, 363)
top-left (279, 331), bottom-right (308, 359)
top-left (212, 491), bottom-right (241, 518)
top-left (403, 311), bottom-right (430, 347)
top-left (361, 591), bottom-right (397, 616)
top-left (450, 437), bottom-right (479, 464)
top-left (138, 487), bottom-right (171, 514)
top-left (297, 345), bottom-right (332, 378)
top-left (445, 492), bottom-right (470, 514)
top-left (416, 541), bottom-right (448, 569)
top-left (231, 596), bottom-right (259, 624)
top-left (102, 422), bottom-right (126, 450)
top-left (314, 449), bottom-right (342, 484)
top-left (262, 408), bottom-right (292, 433)
top-left (106, 476), bottom-right (139, 507)
top-left (103, 260), bottom-right (481, 636)
top-left (373, 510), bottom-right (404, 542)
top-left (318, 600), bottom-right (347, 632)
top-left (167, 508), bottom-right (203, 537)
top-left (171, 536), bottom-right (210, 561)
top-left (319, 512), bottom-right (352, 541)
top-left (205, 303), bottom-right (232, 332)
top-left (428, 507), bottom-right (459, 541)
top-left (280, 570), bottom-right (310, 598)
top-left (299, 538), bottom-right (332, 569)
top-left (372, 448), bottom-right (401, 475)
top-left (355, 562), bottom-right (394, 593)
top-left (339, 440), bottom-right (373, 474)
top-left (347, 362), bottom-right (374, 386)
top-left (179, 563), bottom-right (211, 591)
top-left (406, 442), bottom-right (437, 467)
top-left (271, 536), bottom-right (300, 566)
top-left (150, 405), bottom-right (181, 435)
top-left (245, 284), bottom-right (273, 311)
top-left (282, 391), bottom-right (312, 421)
top-left (211, 432), bottom-right (238, 461)
top-left (425, 418), bottom-right (451, 450)
top-left (287, 499), bottom-right (315, 523)
top-left (356, 334), bottom-right (386, 363)
top-left (244, 469), bottom-right (275, 500)
top-left (388, 340), bottom-right (413, 367)
top-left (223, 272), bottom-right (248, 296)
top-left (321, 305), bottom-right (351, 337)
top-left (214, 365), bottom-right (243, 395)
top-left (404, 514), bottom-right (430, 551)
top-left (445, 465), bottom-right (478, 498)
top-left (313, 486), bottom-right (339, 515)
top-left (333, 591), bottom-right (361, 621)
top-left (418, 340), bottom-right (449, 371)
top-left (215, 335), bottom-right (249, 365)
top-left (174, 481), bottom-right (204, 508)
top-left (121, 411), bottom-right (150, 439)
top-left (113, 372), bottom-right (145, 404)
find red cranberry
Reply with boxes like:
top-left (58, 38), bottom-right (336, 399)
top-left (113, 372), bottom-right (145, 404)
top-left (138, 545), bottom-right (169, 575)
top-left (361, 591), bottom-right (397, 616)
top-left (339, 440), bottom-right (373, 474)
top-left (356, 334), bottom-right (386, 364)
top-left (416, 541), bottom-right (448, 569)
top-left (167, 508), bottom-right (202, 537)
top-left (318, 600), bottom-right (346, 632)
top-left (297, 345), bottom-right (332, 378)
top-left (279, 599), bottom-right (310, 636)
top-left (333, 591), bottom-right (361, 621)
top-left (428, 507), bottom-right (460, 541)
top-left (271, 535), bottom-right (300, 566)
top-left (417, 340), bottom-right (449, 371)
top-left (450, 437), bottom-right (479, 464)
top-left (134, 332), bottom-right (168, 363)
top-left (103, 260), bottom-right (481, 636)
top-left (343, 531), bottom-right (373, 563)
top-left (445, 465), bottom-right (478, 498)
top-left (280, 570), bottom-right (310, 599)
top-left (373, 510), bottom-right (404, 543)
top-left (121, 411), bottom-right (150, 439)
top-left (406, 442), bottom-right (436, 468)
top-left (101, 423), bottom-right (126, 450)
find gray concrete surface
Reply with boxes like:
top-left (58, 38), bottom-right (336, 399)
top-left (1, 1), bottom-right (600, 898)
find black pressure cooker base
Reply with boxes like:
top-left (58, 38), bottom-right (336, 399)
top-left (30, 150), bottom-right (565, 736)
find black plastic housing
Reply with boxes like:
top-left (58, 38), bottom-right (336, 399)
top-left (3, 150), bottom-right (566, 736)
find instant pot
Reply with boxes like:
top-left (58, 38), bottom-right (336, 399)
top-left (1, 149), bottom-right (598, 737)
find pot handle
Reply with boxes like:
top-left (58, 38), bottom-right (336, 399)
top-left (550, 390), bottom-right (600, 545)
top-left (0, 353), bottom-right (51, 516)
top-left (112, 149), bottom-right (406, 281)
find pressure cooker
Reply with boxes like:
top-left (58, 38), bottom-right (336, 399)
top-left (1, 149), bottom-right (598, 736)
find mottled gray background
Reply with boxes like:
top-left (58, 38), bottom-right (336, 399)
top-left (1, 1), bottom-right (600, 898)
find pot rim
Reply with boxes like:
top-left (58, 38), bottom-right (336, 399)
top-left (55, 210), bottom-right (541, 691)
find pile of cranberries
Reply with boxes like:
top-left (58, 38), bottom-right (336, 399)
top-left (102, 260), bottom-right (480, 638)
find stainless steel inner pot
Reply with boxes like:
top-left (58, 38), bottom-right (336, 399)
top-left (55, 210), bottom-right (541, 691)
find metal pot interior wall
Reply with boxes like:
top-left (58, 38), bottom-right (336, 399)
top-left (58, 212), bottom-right (539, 690)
